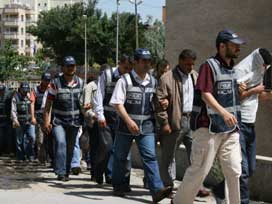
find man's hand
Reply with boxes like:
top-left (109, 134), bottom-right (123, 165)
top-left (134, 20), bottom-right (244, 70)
top-left (238, 82), bottom-right (247, 94)
top-left (126, 119), bottom-right (140, 135)
top-left (161, 124), bottom-right (172, 135)
top-left (44, 122), bottom-right (52, 135)
top-left (253, 84), bottom-right (265, 94)
top-left (13, 120), bottom-right (20, 128)
top-left (84, 103), bottom-right (92, 110)
top-left (159, 99), bottom-right (169, 110)
top-left (99, 120), bottom-right (107, 128)
top-left (222, 111), bottom-right (237, 128)
top-left (31, 117), bottom-right (37, 125)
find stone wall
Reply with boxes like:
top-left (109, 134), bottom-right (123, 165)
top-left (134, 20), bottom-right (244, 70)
top-left (165, 0), bottom-right (272, 156)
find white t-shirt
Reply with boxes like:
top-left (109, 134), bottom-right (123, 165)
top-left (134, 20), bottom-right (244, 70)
top-left (235, 48), bottom-right (264, 123)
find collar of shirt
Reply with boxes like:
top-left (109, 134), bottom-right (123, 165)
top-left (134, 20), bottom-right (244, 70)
top-left (215, 53), bottom-right (235, 69)
top-left (176, 65), bottom-right (190, 80)
top-left (61, 75), bottom-right (79, 88)
top-left (131, 69), bottom-right (151, 85)
top-left (113, 67), bottom-right (121, 78)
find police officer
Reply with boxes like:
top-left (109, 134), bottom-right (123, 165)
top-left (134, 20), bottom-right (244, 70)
top-left (93, 56), bottom-right (132, 184)
top-left (0, 84), bottom-right (13, 155)
top-left (44, 56), bottom-right (84, 181)
top-left (110, 48), bottom-right (172, 202)
top-left (11, 82), bottom-right (36, 161)
top-left (32, 73), bottom-right (51, 163)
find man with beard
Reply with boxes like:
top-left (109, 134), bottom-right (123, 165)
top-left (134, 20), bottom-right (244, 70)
top-left (172, 29), bottom-right (245, 204)
top-left (44, 56), bottom-right (84, 181)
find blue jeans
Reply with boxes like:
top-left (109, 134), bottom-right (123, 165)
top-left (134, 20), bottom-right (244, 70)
top-left (52, 125), bottom-right (79, 175)
top-left (71, 131), bottom-right (81, 168)
top-left (240, 122), bottom-right (256, 204)
top-left (112, 132), bottom-right (164, 195)
top-left (15, 124), bottom-right (36, 160)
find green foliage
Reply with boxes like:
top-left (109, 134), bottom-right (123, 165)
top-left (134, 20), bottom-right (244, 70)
top-left (27, 0), bottom-right (165, 66)
top-left (0, 41), bottom-right (33, 81)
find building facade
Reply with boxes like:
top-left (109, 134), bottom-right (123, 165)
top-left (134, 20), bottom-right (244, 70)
top-left (0, 0), bottom-right (85, 55)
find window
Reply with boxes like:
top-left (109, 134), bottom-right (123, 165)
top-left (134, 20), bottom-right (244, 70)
top-left (44, 3), bottom-right (47, 7)
top-left (21, 28), bottom-right (24, 35)
top-left (21, 15), bottom-right (24, 22)
top-left (38, 3), bottom-right (40, 6)
top-left (21, 40), bottom-right (24, 48)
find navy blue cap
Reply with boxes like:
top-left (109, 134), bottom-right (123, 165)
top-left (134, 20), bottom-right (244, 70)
top-left (20, 82), bottom-right (30, 92)
top-left (134, 48), bottom-right (152, 60)
top-left (41, 72), bottom-right (51, 81)
top-left (0, 84), bottom-right (5, 91)
top-left (216, 29), bottom-right (246, 46)
top-left (63, 56), bottom-right (76, 66)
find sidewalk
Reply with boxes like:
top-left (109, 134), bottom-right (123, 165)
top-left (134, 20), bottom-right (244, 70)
top-left (0, 157), bottom-right (268, 204)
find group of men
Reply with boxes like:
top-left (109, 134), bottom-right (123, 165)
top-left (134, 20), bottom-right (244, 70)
top-left (0, 28), bottom-right (271, 204)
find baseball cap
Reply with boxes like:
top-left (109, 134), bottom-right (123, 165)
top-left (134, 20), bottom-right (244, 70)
top-left (41, 72), bottom-right (51, 81)
top-left (20, 82), bottom-right (30, 92)
top-left (216, 29), bottom-right (246, 46)
top-left (63, 56), bottom-right (76, 66)
top-left (134, 48), bottom-right (152, 60)
top-left (0, 84), bottom-right (5, 91)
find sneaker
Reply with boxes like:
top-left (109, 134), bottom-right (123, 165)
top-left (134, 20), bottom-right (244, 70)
top-left (71, 167), bottom-right (81, 175)
top-left (57, 175), bottom-right (69, 182)
top-left (113, 189), bottom-right (125, 197)
top-left (152, 186), bottom-right (172, 203)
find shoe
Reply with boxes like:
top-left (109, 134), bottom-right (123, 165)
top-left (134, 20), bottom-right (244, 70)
top-left (71, 167), bottom-right (81, 175)
top-left (90, 175), bottom-right (96, 181)
top-left (96, 176), bottom-right (103, 185)
top-left (124, 186), bottom-right (132, 193)
top-left (105, 176), bottom-right (112, 184)
top-left (143, 177), bottom-right (149, 189)
top-left (197, 189), bottom-right (210, 197)
top-left (57, 175), bottom-right (69, 182)
top-left (152, 186), bottom-right (172, 203)
top-left (113, 189), bottom-right (125, 197)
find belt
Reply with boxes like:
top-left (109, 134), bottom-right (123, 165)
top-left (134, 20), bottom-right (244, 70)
top-left (182, 112), bottom-right (191, 117)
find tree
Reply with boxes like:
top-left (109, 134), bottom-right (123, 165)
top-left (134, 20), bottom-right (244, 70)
top-left (0, 41), bottom-right (32, 81)
top-left (143, 20), bottom-right (165, 62)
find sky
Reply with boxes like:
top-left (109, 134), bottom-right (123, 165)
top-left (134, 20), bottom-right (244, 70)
top-left (96, 0), bottom-right (165, 22)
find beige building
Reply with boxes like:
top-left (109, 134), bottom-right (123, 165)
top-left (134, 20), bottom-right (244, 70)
top-left (0, 3), bottom-right (36, 55)
top-left (0, 0), bottom-right (85, 55)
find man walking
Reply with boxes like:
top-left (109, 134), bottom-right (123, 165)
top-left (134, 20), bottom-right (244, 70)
top-left (32, 72), bottom-right (51, 163)
top-left (110, 48), bottom-right (172, 203)
top-left (11, 82), bottom-right (36, 161)
top-left (93, 56), bottom-right (132, 184)
top-left (44, 56), bottom-right (84, 181)
top-left (172, 29), bottom-right (245, 204)
top-left (156, 49), bottom-right (210, 197)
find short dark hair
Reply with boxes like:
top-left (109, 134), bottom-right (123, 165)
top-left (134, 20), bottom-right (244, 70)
top-left (259, 48), bottom-right (272, 65)
top-left (179, 49), bottom-right (197, 61)
top-left (120, 54), bottom-right (133, 64)
top-left (156, 59), bottom-right (169, 72)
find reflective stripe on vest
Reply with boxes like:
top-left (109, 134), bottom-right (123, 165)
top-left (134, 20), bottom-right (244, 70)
top-left (15, 93), bottom-right (31, 123)
top-left (206, 58), bottom-right (241, 134)
top-left (117, 72), bottom-right (156, 135)
top-left (52, 75), bottom-right (83, 126)
top-left (103, 67), bottom-right (119, 112)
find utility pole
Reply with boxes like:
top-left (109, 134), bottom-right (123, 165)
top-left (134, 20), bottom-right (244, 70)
top-left (116, 0), bottom-right (120, 67)
top-left (129, 0), bottom-right (143, 49)
top-left (83, 14), bottom-right (87, 84)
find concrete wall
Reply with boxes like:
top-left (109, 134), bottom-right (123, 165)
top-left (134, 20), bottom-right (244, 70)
top-left (165, 0), bottom-right (272, 157)
top-left (131, 143), bottom-right (272, 202)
